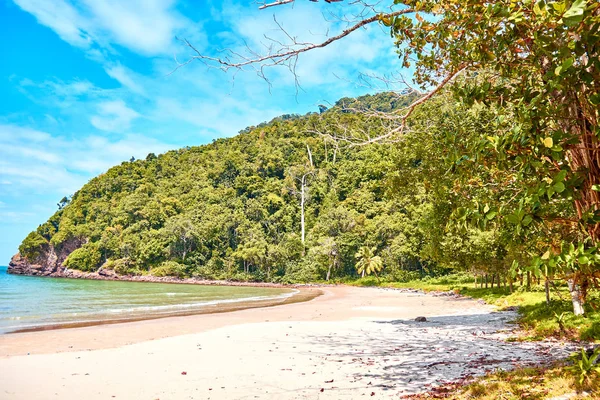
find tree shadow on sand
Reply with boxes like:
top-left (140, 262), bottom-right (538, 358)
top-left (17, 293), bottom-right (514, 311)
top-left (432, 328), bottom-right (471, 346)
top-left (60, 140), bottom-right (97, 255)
top-left (302, 311), bottom-right (577, 395)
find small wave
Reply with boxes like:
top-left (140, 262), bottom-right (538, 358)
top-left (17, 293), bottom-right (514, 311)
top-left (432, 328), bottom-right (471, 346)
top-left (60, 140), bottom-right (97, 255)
top-left (104, 290), bottom-right (296, 314)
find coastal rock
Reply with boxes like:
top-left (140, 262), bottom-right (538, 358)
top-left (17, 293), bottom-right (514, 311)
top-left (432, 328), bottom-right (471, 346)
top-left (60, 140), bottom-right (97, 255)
top-left (8, 236), bottom-right (85, 276)
top-left (97, 268), bottom-right (119, 278)
top-left (415, 316), bottom-right (427, 322)
top-left (7, 253), bottom-right (32, 275)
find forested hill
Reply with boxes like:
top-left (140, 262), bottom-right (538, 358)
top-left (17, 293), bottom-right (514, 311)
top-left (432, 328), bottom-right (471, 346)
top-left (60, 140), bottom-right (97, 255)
top-left (11, 91), bottom-right (459, 283)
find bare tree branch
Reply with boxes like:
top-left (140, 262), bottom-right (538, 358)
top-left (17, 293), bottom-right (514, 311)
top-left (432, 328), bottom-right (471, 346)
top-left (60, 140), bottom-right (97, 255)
top-left (176, 7), bottom-right (414, 73)
top-left (259, 0), bottom-right (345, 8)
top-left (258, 0), bottom-right (295, 10)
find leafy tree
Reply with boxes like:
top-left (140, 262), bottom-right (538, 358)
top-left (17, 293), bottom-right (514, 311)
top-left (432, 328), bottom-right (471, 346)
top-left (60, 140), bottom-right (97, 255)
top-left (386, 0), bottom-right (599, 313)
top-left (18, 232), bottom-right (48, 260)
top-left (355, 246), bottom-right (384, 278)
top-left (311, 236), bottom-right (339, 281)
top-left (63, 242), bottom-right (102, 272)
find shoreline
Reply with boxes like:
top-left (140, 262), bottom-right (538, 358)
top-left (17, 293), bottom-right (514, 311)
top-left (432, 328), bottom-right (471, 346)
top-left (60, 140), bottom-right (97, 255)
top-left (0, 286), bottom-right (575, 399)
top-left (7, 287), bottom-right (321, 334)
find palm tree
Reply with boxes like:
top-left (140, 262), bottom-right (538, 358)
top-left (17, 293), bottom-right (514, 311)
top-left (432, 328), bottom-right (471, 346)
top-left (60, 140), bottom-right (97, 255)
top-left (355, 246), bottom-right (383, 279)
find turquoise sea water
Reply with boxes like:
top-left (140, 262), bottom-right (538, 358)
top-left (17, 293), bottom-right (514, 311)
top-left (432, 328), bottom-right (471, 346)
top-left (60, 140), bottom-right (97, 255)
top-left (0, 266), bottom-right (293, 334)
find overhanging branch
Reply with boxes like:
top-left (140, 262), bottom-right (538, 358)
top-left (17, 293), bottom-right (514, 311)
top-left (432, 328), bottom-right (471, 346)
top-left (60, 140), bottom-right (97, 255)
top-left (174, 7), bottom-right (414, 74)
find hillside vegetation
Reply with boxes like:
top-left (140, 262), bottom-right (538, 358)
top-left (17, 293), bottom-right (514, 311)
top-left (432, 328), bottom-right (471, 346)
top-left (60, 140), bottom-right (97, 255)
top-left (20, 92), bottom-right (457, 282)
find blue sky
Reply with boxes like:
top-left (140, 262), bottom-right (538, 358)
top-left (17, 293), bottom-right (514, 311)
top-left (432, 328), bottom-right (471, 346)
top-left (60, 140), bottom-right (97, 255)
top-left (0, 0), bottom-right (405, 263)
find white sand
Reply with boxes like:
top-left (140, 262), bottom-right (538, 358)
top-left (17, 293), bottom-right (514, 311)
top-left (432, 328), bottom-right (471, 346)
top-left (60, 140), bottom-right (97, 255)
top-left (0, 286), bottom-right (575, 399)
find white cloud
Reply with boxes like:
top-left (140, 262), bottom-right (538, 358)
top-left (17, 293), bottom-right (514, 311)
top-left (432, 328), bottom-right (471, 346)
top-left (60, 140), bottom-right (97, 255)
top-left (82, 0), bottom-right (183, 55)
top-left (13, 0), bottom-right (198, 57)
top-left (13, 0), bottom-right (92, 47)
top-left (152, 94), bottom-right (285, 137)
top-left (0, 124), bottom-right (173, 195)
top-left (19, 79), bottom-right (98, 111)
top-left (0, 210), bottom-right (36, 223)
top-left (105, 64), bottom-right (145, 94)
top-left (90, 100), bottom-right (140, 132)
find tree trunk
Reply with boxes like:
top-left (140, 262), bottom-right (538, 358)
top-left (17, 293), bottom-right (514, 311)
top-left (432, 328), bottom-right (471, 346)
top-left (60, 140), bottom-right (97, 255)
top-left (361, 270), bottom-right (365, 278)
top-left (545, 278), bottom-right (551, 305)
top-left (526, 271), bottom-right (531, 291)
top-left (491, 274), bottom-right (495, 289)
top-left (567, 278), bottom-right (585, 316)
top-left (326, 264), bottom-right (332, 281)
top-left (474, 274), bottom-right (477, 288)
top-left (300, 175), bottom-right (306, 255)
top-left (485, 274), bottom-right (488, 289)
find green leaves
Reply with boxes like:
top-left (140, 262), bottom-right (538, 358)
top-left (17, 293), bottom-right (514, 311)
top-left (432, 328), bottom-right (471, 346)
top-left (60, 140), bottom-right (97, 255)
top-left (355, 246), bottom-right (384, 277)
top-left (568, 347), bottom-right (600, 386)
top-left (562, 0), bottom-right (587, 26)
top-left (553, 181), bottom-right (566, 193)
top-left (555, 57), bottom-right (574, 76)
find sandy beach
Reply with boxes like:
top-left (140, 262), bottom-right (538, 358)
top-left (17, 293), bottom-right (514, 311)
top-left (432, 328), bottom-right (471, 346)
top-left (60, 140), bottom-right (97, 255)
top-left (0, 286), bottom-right (575, 399)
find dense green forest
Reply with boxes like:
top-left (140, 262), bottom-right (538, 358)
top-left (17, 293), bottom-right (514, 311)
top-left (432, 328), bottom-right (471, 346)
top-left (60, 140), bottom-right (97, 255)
top-left (15, 92), bottom-right (487, 282)
top-left (14, 86), bottom-right (586, 299)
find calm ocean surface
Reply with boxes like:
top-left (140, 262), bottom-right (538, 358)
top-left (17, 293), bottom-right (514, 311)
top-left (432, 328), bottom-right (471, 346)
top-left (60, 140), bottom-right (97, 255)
top-left (0, 266), bottom-right (294, 334)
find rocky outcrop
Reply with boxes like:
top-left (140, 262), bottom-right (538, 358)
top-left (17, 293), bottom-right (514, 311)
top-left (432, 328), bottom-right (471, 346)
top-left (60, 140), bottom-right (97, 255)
top-left (8, 253), bottom-right (43, 275)
top-left (8, 236), bottom-right (85, 276)
top-left (8, 246), bottom-right (305, 288)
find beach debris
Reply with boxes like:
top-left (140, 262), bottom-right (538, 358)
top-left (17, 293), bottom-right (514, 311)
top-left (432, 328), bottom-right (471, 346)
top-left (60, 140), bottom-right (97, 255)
top-left (181, 371), bottom-right (187, 375)
top-left (325, 379), bottom-right (334, 383)
top-left (415, 316), bottom-right (427, 322)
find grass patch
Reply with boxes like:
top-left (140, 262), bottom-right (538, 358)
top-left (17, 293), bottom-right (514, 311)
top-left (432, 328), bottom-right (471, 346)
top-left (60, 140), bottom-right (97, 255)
top-left (411, 363), bottom-right (599, 399)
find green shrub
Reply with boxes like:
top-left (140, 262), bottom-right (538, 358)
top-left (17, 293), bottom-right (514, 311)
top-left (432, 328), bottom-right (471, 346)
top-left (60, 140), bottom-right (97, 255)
top-left (110, 257), bottom-right (139, 275)
top-left (18, 231), bottom-right (49, 260)
top-left (386, 269), bottom-right (422, 283)
top-left (63, 242), bottom-right (102, 272)
top-left (280, 260), bottom-right (321, 283)
top-left (354, 276), bottom-right (381, 286)
top-left (151, 261), bottom-right (186, 278)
